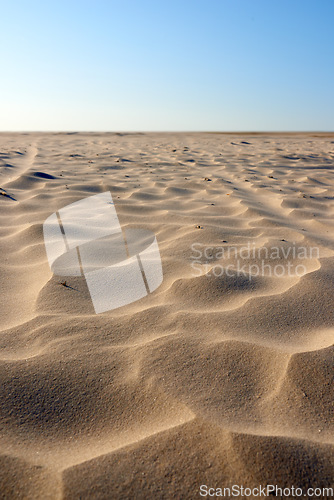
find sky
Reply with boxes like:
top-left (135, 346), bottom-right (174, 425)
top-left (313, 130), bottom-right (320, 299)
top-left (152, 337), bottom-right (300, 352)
top-left (1, 0), bottom-right (334, 131)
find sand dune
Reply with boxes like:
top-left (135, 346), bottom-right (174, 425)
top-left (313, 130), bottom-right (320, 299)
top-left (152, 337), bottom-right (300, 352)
top-left (0, 133), bottom-right (333, 499)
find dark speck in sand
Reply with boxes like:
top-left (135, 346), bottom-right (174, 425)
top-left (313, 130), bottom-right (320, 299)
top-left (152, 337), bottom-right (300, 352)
top-left (0, 190), bottom-right (16, 201)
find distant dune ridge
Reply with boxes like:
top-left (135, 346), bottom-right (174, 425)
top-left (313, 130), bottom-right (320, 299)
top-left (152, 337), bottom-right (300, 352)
top-left (0, 132), bottom-right (333, 499)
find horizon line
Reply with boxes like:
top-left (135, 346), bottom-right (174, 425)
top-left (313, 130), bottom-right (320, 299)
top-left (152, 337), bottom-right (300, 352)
top-left (0, 130), bottom-right (334, 135)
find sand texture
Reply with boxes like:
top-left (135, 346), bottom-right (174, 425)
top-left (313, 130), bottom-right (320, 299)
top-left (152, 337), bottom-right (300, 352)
top-left (0, 133), bottom-right (333, 499)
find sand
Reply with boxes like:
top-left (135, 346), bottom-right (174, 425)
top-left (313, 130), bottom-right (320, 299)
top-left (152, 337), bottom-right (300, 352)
top-left (0, 132), bottom-right (333, 499)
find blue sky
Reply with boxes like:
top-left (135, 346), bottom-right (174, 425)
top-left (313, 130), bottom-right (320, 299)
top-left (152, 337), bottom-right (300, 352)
top-left (1, 0), bottom-right (333, 131)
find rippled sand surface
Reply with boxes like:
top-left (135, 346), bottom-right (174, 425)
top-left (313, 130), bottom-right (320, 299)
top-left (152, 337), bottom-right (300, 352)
top-left (0, 132), bottom-right (333, 499)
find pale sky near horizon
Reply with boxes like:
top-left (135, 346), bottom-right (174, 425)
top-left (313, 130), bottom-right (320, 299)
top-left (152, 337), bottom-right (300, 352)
top-left (1, 0), bottom-right (333, 131)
